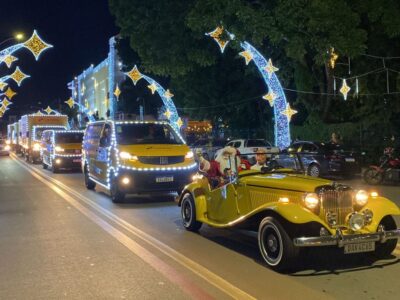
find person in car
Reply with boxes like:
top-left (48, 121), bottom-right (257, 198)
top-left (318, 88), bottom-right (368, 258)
top-left (251, 148), bottom-right (268, 170)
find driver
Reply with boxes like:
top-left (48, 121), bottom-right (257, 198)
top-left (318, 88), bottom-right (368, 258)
top-left (251, 148), bottom-right (268, 170)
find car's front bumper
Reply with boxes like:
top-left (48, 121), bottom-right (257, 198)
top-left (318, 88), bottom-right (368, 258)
top-left (53, 156), bottom-right (82, 170)
top-left (293, 227), bottom-right (400, 247)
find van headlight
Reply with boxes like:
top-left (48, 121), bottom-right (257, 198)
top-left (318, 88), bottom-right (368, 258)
top-left (55, 146), bottom-right (64, 152)
top-left (119, 151), bottom-right (138, 161)
top-left (303, 193), bottom-right (319, 210)
top-left (33, 143), bottom-right (41, 151)
top-left (185, 151), bottom-right (194, 159)
top-left (6, 140), bottom-right (10, 145)
top-left (5, 145), bottom-right (11, 151)
top-left (355, 190), bottom-right (368, 206)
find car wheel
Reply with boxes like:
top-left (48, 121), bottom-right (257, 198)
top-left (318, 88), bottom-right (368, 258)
top-left (374, 216), bottom-right (397, 258)
top-left (258, 216), bottom-right (298, 271)
top-left (42, 162), bottom-right (48, 170)
top-left (363, 168), bottom-right (383, 185)
top-left (84, 165), bottom-right (96, 190)
top-left (110, 172), bottom-right (125, 203)
top-left (181, 193), bottom-right (202, 231)
top-left (308, 164), bottom-right (321, 177)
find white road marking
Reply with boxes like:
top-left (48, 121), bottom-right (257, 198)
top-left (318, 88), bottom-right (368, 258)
top-left (11, 154), bottom-right (256, 300)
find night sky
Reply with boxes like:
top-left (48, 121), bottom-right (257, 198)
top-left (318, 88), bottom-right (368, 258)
top-left (0, 0), bottom-right (118, 115)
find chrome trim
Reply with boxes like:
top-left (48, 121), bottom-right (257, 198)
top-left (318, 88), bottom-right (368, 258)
top-left (293, 228), bottom-right (400, 247)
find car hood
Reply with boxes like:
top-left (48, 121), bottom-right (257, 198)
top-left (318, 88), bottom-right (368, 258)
top-left (118, 144), bottom-right (190, 156)
top-left (240, 171), bottom-right (333, 193)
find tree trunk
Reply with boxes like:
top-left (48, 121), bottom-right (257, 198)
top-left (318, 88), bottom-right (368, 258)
top-left (322, 62), bottom-right (334, 122)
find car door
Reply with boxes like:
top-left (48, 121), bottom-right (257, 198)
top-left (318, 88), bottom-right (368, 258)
top-left (299, 142), bottom-right (323, 170)
top-left (83, 123), bottom-right (104, 181)
top-left (207, 181), bottom-right (241, 224)
top-left (94, 123), bottom-right (112, 184)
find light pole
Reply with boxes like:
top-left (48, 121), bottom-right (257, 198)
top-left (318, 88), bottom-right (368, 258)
top-left (0, 33), bottom-right (24, 47)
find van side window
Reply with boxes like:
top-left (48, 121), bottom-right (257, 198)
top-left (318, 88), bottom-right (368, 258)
top-left (85, 124), bottom-right (103, 145)
top-left (99, 124), bottom-right (111, 147)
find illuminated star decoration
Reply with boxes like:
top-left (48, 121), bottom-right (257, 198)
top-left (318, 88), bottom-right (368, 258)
top-left (206, 26), bottom-right (234, 53)
top-left (0, 81), bottom-right (7, 91)
top-left (239, 50), bottom-right (253, 65)
top-left (340, 79), bottom-right (351, 100)
top-left (113, 85), bottom-right (121, 100)
top-left (10, 67), bottom-right (30, 86)
top-left (84, 99), bottom-right (89, 109)
top-left (176, 117), bottom-right (183, 129)
top-left (44, 106), bottom-right (54, 115)
top-left (163, 109), bottom-right (172, 120)
top-left (2, 55), bottom-right (18, 68)
top-left (81, 83), bottom-right (86, 95)
top-left (125, 65), bottom-right (143, 85)
top-left (264, 59), bottom-right (279, 79)
top-left (4, 87), bottom-right (17, 100)
top-left (23, 30), bottom-right (53, 60)
top-left (1, 97), bottom-right (12, 107)
top-left (103, 96), bottom-right (109, 107)
top-left (147, 83), bottom-right (157, 95)
top-left (281, 104), bottom-right (297, 122)
top-left (164, 89), bottom-right (174, 99)
top-left (329, 47), bottom-right (339, 69)
top-left (262, 91), bottom-right (276, 107)
top-left (65, 97), bottom-right (75, 108)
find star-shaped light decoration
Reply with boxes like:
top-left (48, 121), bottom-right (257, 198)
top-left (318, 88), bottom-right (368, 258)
top-left (23, 30), bottom-right (53, 60)
top-left (329, 47), bottom-right (339, 69)
top-left (163, 109), bottom-right (172, 120)
top-left (280, 104), bottom-right (297, 122)
top-left (206, 26), bottom-right (234, 53)
top-left (10, 67), bottom-right (30, 86)
top-left (4, 87), bottom-right (17, 100)
top-left (239, 50), bottom-right (253, 65)
top-left (125, 65), bottom-right (142, 85)
top-left (164, 89), bottom-right (174, 99)
top-left (147, 83), bottom-right (157, 95)
top-left (2, 55), bottom-right (18, 68)
top-left (44, 106), bottom-right (53, 115)
top-left (176, 117), bottom-right (183, 129)
top-left (264, 59), bottom-right (279, 79)
top-left (0, 81), bottom-right (8, 91)
top-left (340, 79), bottom-right (351, 100)
top-left (1, 98), bottom-right (11, 107)
top-left (0, 106), bottom-right (7, 114)
top-left (114, 85), bottom-right (121, 99)
top-left (81, 83), bottom-right (86, 95)
top-left (103, 96), bottom-right (109, 107)
top-left (65, 97), bottom-right (75, 108)
top-left (262, 91), bottom-right (276, 107)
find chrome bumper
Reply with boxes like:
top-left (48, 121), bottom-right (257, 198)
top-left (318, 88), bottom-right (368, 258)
top-left (293, 227), bottom-right (400, 248)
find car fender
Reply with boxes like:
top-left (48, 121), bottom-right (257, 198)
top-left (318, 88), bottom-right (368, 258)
top-left (178, 180), bottom-right (209, 222)
top-left (362, 196), bottom-right (400, 231)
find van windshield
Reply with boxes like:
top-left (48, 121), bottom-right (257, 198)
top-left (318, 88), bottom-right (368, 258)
top-left (35, 127), bottom-right (65, 141)
top-left (56, 132), bottom-right (84, 144)
top-left (115, 123), bottom-right (183, 145)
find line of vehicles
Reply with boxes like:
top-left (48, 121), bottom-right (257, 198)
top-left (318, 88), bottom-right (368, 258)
top-left (3, 114), bottom-right (400, 271)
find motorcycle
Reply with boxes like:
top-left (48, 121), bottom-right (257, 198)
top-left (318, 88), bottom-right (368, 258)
top-left (364, 147), bottom-right (400, 185)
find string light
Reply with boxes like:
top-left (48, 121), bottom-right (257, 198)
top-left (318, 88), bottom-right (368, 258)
top-left (340, 79), bottom-right (351, 100)
top-left (329, 47), bottom-right (339, 69)
top-left (206, 26), bottom-right (234, 53)
top-left (64, 97), bottom-right (96, 122)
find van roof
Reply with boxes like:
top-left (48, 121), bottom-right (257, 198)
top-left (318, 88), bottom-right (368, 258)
top-left (88, 120), bottom-right (169, 126)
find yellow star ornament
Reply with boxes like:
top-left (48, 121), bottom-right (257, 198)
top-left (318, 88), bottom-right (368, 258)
top-left (0, 81), bottom-right (8, 91)
top-left (147, 83), bottom-right (157, 95)
top-left (4, 87), bottom-right (17, 100)
top-left (2, 55), bottom-right (18, 68)
top-left (23, 30), bottom-right (53, 60)
top-left (114, 85), bottom-right (121, 99)
top-left (164, 89), bottom-right (174, 99)
top-left (125, 65), bottom-right (142, 85)
top-left (176, 117), bottom-right (183, 129)
top-left (340, 79), bottom-right (351, 100)
top-left (1, 98), bottom-right (11, 107)
top-left (239, 50), bottom-right (253, 65)
top-left (262, 91), bottom-right (276, 107)
top-left (65, 97), bottom-right (75, 108)
top-left (281, 104), bottom-right (297, 122)
top-left (329, 47), bottom-right (339, 69)
top-left (44, 106), bottom-right (53, 115)
top-left (264, 59), bottom-right (279, 78)
top-left (206, 26), bottom-right (233, 53)
top-left (163, 109), bottom-right (172, 120)
top-left (10, 67), bottom-right (30, 86)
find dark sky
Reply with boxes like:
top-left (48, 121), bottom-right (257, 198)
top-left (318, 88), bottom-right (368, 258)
top-left (0, 0), bottom-right (118, 115)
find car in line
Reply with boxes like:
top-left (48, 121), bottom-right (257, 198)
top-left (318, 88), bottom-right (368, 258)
top-left (177, 153), bottom-right (400, 271)
top-left (0, 138), bottom-right (11, 156)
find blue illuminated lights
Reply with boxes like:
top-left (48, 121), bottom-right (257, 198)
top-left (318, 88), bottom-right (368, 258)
top-left (207, 26), bottom-right (295, 149)
top-left (64, 98), bottom-right (96, 122)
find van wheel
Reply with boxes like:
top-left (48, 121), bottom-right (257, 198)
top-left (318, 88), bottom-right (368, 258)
top-left (84, 165), bottom-right (96, 190)
top-left (258, 216), bottom-right (298, 272)
top-left (181, 193), bottom-right (202, 231)
top-left (110, 172), bottom-right (125, 203)
top-left (374, 216), bottom-right (398, 258)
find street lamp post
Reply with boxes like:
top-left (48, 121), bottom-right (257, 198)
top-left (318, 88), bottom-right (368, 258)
top-left (0, 33), bottom-right (24, 47)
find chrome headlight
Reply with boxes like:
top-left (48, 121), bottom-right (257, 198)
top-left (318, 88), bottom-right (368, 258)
top-left (55, 146), bottom-right (64, 153)
top-left (348, 213), bottom-right (365, 231)
top-left (33, 143), bottom-right (41, 151)
top-left (4, 145), bottom-right (11, 151)
top-left (119, 151), bottom-right (138, 161)
top-left (185, 151), bottom-right (194, 159)
top-left (355, 190), bottom-right (368, 206)
top-left (304, 193), bottom-right (319, 210)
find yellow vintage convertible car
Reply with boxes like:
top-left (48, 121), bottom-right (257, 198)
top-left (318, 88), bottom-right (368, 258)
top-left (177, 154), bottom-right (400, 271)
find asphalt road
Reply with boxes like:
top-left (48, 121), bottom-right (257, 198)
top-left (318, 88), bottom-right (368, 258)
top-left (1, 154), bottom-right (399, 299)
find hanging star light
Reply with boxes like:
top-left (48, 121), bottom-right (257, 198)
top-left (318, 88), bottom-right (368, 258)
top-left (147, 82), bottom-right (157, 95)
top-left (280, 104), bottom-right (297, 122)
top-left (84, 99), bottom-right (89, 109)
top-left (2, 55), bottom-right (18, 68)
top-left (163, 109), bottom-right (172, 120)
top-left (206, 26), bottom-right (234, 53)
top-left (44, 106), bottom-right (53, 115)
top-left (10, 67), bottom-right (30, 86)
top-left (164, 89), bottom-right (174, 99)
top-left (34, 110), bottom-right (43, 115)
top-left (176, 117), bottom-right (183, 128)
top-left (23, 30), bottom-right (53, 60)
top-left (125, 65), bottom-right (143, 85)
top-left (262, 91), bottom-right (277, 107)
top-left (113, 85), bottom-right (121, 99)
top-left (65, 97), bottom-right (75, 108)
top-left (103, 96), bottom-right (109, 107)
top-left (239, 50), bottom-right (253, 65)
top-left (0, 81), bottom-right (7, 91)
top-left (1, 98), bottom-right (11, 107)
top-left (329, 47), bottom-right (339, 69)
top-left (340, 79), bottom-right (351, 100)
top-left (4, 87), bottom-right (17, 100)
top-left (264, 59), bottom-right (279, 78)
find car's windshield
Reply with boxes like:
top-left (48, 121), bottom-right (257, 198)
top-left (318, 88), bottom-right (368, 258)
top-left (115, 123), bottom-right (183, 145)
top-left (56, 132), bottom-right (84, 144)
top-left (35, 127), bottom-right (65, 140)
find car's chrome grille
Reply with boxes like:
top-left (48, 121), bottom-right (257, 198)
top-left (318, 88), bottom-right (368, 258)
top-left (319, 187), bottom-right (354, 227)
top-left (138, 156), bottom-right (185, 165)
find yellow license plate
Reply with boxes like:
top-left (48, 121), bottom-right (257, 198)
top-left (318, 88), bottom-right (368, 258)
top-left (344, 242), bottom-right (375, 254)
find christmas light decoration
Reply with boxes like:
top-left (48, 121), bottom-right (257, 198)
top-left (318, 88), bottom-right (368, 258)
top-left (280, 104), bottom-right (298, 121)
top-left (239, 50), bottom-right (253, 65)
top-left (206, 26), bottom-right (234, 53)
top-left (164, 109), bottom-right (172, 120)
top-left (114, 85), bottom-right (121, 99)
top-left (64, 97), bottom-right (95, 122)
top-left (23, 30), bottom-right (53, 60)
top-left (1, 97), bottom-right (12, 107)
top-left (125, 65), bottom-right (142, 85)
top-left (329, 48), bottom-right (339, 69)
top-left (176, 117), bottom-right (184, 129)
top-left (65, 97), bottom-right (75, 108)
top-left (147, 83), bottom-right (157, 95)
top-left (262, 91), bottom-right (276, 107)
top-left (4, 87), bottom-right (16, 100)
top-left (0, 81), bottom-right (7, 91)
top-left (10, 67), bottom-right (30, 86)
top-left (2, 55), bottom-right (18, 68)
top-left (44, 106), bottom-right (54, 115)
top-left (164, 89), bottom-right (174, 99)
top-left (264, 59), bottom-right (279, 79)
top-left (340, 79), bottom-right (351, 100)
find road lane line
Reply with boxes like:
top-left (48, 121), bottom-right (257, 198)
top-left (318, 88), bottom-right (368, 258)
top-left (11, 154), bottom-right (256, 300)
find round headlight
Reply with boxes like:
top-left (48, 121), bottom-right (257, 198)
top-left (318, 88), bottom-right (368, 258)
top-left (185, 151), bottom-right (194, 159)
top-left (355, 190), bottom-right (368, 206)
top-left (348, 213), bottom-right (365, 231)
top-left (304, 193), bottom-right (319, 209)
top-left (55, 146), bottom-right (64, 152)
top-left (33, 143), bottom-right (41, 151)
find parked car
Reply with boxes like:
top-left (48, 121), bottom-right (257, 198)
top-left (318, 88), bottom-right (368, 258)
top-left (177, 153), bottom-right (400, 271)
top-left (216, 139), bottom-right (279, 162)
top-left (275, 141), bottom-right (361, 178)
top-left (190, 138), bottom-right (226, 161)
top-left (0, 138), bottom-right (11, 156)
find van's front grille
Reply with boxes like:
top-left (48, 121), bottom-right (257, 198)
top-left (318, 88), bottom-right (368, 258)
top-left (138, 156), bottom-right (185, 165)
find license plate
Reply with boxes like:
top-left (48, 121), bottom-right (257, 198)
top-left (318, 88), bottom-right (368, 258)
top-left (73, 159), bottom-right (81, 163)
top-left (345, 157), bottom-right (355, 162)
top-left (156, 176), bottom-right (174, 183)
top-left (344, 242), bottom-right (375, 254)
